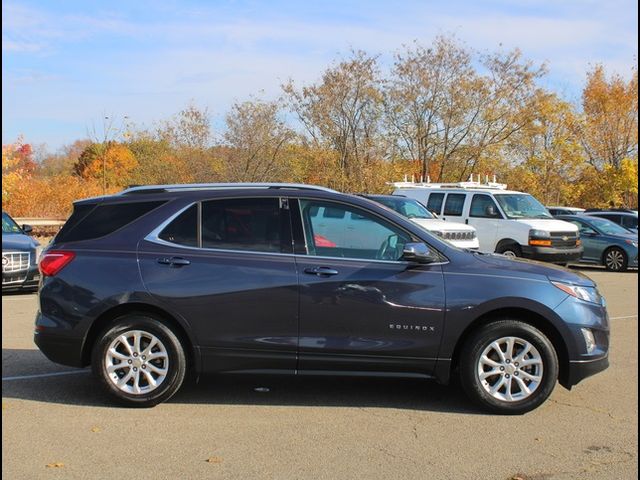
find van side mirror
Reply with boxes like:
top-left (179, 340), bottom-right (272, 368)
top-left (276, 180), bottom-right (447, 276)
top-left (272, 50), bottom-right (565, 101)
top-left (401, 242), bottom-right (440, 264)
top-left (21, 224), bottom-right (33, 234)
top-left (485, 205), bottom-right (497, 217)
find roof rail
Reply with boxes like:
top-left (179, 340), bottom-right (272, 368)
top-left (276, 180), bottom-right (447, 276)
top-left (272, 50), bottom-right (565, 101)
top-left (120, 183), bottom-right (338, 195)
top-left (388, 173), bottom-right (507, 190)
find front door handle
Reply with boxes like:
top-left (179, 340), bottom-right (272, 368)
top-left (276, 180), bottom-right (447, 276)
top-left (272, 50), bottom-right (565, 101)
top-left (304, 266), bottom-right (339, 276)
top-left (157, 257), bottom-right (191, 267)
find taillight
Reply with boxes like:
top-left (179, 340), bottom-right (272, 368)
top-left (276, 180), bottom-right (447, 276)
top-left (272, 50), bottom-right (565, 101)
top-left (39, 251), bottom-right (76, 276)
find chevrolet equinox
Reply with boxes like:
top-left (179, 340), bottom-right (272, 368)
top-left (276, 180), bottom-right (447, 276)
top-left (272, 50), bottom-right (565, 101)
top-left (34, 183), bottom-right (609, 414)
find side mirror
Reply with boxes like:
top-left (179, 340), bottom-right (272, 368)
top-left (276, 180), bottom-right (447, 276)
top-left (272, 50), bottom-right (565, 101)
top-left (401, 242), bottom-right (440, 264)
top-left (485, 205), bottom-right (497, 217)
top-left (582, 230), bottom-right (597, 237)
top-left (21, 224), bottom-right (33, 234)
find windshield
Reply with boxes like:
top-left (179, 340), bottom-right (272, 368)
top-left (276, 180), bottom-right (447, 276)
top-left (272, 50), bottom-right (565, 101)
top-left (589, 217), bottom-right (635, 236)
top-left (373, 197), bottom-right (435, 219)
top-left (2, 212), bottom-right (23, 234)
top-left (494, 194), bottom-right (552, 219)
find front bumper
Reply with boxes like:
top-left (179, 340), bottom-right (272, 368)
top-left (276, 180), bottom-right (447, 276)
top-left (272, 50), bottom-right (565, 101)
top-left (521, 245), bottom-right (583, 263)
top-left (565, 355), bottom-right (609, 388)
top-left (2, 265), bottom-right (40, 291)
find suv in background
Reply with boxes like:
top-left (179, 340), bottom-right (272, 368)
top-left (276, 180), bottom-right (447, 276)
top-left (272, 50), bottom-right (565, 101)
top-left (2, 211), bottom-right (41, 292)
top-left (35, 183), bottom-right (609, 413)
top-left (361, 194), bottom-right (479, 250)
top-left (584, 210), bottom-right (638, 233)
top-left (547, 206), bottom-right (585, 216)
top-left (391, 181), bottom-right (582, 264)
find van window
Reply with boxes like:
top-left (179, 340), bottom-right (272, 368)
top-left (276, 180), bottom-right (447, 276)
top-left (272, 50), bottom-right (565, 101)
top-left (469, 195), bottom-right (501, 218)
top-left (443, 194), bottom-right (466, 216)
top-left (427, 193), bottom-right (445, 215)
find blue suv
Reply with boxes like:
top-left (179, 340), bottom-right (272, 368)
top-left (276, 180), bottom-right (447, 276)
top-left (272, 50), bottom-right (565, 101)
top-left (34, 183), bottom-right (610, 413)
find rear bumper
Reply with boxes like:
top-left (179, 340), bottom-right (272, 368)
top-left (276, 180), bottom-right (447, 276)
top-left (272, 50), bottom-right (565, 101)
top-left (521, 245), bottom-right (583, 263)
top-left (34, 330), bottom-right (85, 367)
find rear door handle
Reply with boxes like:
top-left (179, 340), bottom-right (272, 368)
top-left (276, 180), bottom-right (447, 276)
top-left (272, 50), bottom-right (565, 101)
top-left (304, 267), bottom-right (339, 276)
top-left (157, 257), bottom-right (191, 267)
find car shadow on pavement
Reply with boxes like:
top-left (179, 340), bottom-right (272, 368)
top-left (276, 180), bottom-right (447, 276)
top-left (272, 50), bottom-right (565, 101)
top-left (2, 348), bottom-right (480, 414)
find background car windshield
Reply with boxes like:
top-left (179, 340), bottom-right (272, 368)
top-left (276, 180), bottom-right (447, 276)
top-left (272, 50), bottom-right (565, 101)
top-left (2, 212), bottom-right (22, 234)
top-left (589, 217), bottom-right (635, 236)
top-left (494, 194), bottom-right (552, 219)
top-left (375, 197), bottom-right (434, 219)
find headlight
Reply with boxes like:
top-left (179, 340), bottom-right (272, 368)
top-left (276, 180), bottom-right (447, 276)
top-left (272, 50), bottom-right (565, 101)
top-left (529, 229), bottom-right (551, 238)
top-left (625, 239), bottom-right (638, 248)
top-left (551, 281), bottom-right (602, 304)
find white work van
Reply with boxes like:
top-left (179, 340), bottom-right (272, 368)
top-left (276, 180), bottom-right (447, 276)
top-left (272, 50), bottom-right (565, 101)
top-left (391, 179), bottom-right (583, 264)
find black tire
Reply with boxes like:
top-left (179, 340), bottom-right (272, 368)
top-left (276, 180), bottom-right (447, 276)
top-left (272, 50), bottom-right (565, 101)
top-left (459, 320), bottom-right (559, 414)
top-left (603, 247), bottom-right (628, 272)
top-left (496, 243), bottom-right (522, 258)
top-left (91, 314), bottom-right (187, 407)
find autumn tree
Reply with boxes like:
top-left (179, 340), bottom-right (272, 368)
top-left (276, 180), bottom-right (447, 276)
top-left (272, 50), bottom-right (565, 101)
top-left (283, 50), bottom-right (384, 190)
top-left (222, 98), bottom-right (295, 182)
top-left (154, 104), bottom-right (219, 182)
top-left (384, 37), bottom-right (546, 183)
top-left (74, 142), bottom-right (138, 189)
top-left (578, 65), bottom-right (638, 170)
top-left (505, 92), bottom-right (585, 205)
top-left (39, 139), bottom-right (92, 177)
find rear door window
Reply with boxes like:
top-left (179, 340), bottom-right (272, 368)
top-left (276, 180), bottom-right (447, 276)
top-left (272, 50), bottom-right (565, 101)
top-left (426, 193), bottom-right (445, 215)
top-left (201, 198), bottom-right (283, 253)
top-left (443, 194), bottom-right (466, 217)
top-left (158, 205), bottom-right (198, 247)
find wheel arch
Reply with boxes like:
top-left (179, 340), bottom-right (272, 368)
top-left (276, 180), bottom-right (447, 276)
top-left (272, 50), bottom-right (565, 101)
top-left (80, 302), bottom-right (199, 374)
top-left (448, 307), bottom-right (571, 389)
top-left (495, 238), bottom-right (522, 253)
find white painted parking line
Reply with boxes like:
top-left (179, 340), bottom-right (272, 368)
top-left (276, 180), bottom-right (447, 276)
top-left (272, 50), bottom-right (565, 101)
top-left (610, 314), bottom-right (638, 320)
top-left (2, 369), bottom-right (90, 381)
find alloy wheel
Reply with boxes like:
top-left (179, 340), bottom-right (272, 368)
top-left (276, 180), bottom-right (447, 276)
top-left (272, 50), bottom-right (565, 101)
top-left (605, 249), bottom-right (625, 271)
top-left (104, 330), bottom-right (169, 395)
top-left (477, 336), bottom-right (543, 402)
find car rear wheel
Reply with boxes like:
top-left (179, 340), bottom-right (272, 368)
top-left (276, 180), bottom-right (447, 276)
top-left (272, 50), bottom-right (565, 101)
top-left (603, 247), bottom-right (628, 272)
top-left (91, 314), bottom-right (187, 407)
top-left (459, 320), bottom-right (559, 414)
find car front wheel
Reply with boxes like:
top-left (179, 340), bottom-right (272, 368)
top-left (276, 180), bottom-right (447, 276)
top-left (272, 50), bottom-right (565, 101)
top-left (91, 314), bottom-right (187, 407)
top-left (459, 320), bottom-right (559, 414)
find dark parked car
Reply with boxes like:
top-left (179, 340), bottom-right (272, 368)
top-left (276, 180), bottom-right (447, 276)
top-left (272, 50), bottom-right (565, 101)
top-left (584, 210), bottom-right (638, 233)
top-left (2, 211), bottom-right (40, 292)
top-left (35, 183), bottom-right (609, 414)
top-left (556, 215), bottom-right (638, 271)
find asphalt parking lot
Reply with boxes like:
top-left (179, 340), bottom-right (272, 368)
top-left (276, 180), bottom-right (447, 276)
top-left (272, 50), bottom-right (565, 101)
top-left (2, 267), bottom-right (637, 480)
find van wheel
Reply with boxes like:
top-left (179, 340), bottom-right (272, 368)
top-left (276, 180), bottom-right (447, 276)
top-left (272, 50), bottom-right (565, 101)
top-left (496, 243), bottom-right (522, 258)
top-left (91, 314), bottom-right (187, 407)
top-left (459, 320), bottom-right (558, 414)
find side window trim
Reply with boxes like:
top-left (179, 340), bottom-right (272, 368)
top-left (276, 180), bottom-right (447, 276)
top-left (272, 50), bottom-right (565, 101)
top-left (147, 196), bottom-right (292, 255)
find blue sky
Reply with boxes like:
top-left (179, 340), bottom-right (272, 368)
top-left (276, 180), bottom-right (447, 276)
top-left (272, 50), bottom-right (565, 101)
top-left (2, 0), bottom-right (638, 152)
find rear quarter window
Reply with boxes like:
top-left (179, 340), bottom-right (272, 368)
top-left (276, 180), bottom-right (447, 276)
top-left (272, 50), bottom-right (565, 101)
top-left (55, 201), bottom-right (165, 243)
